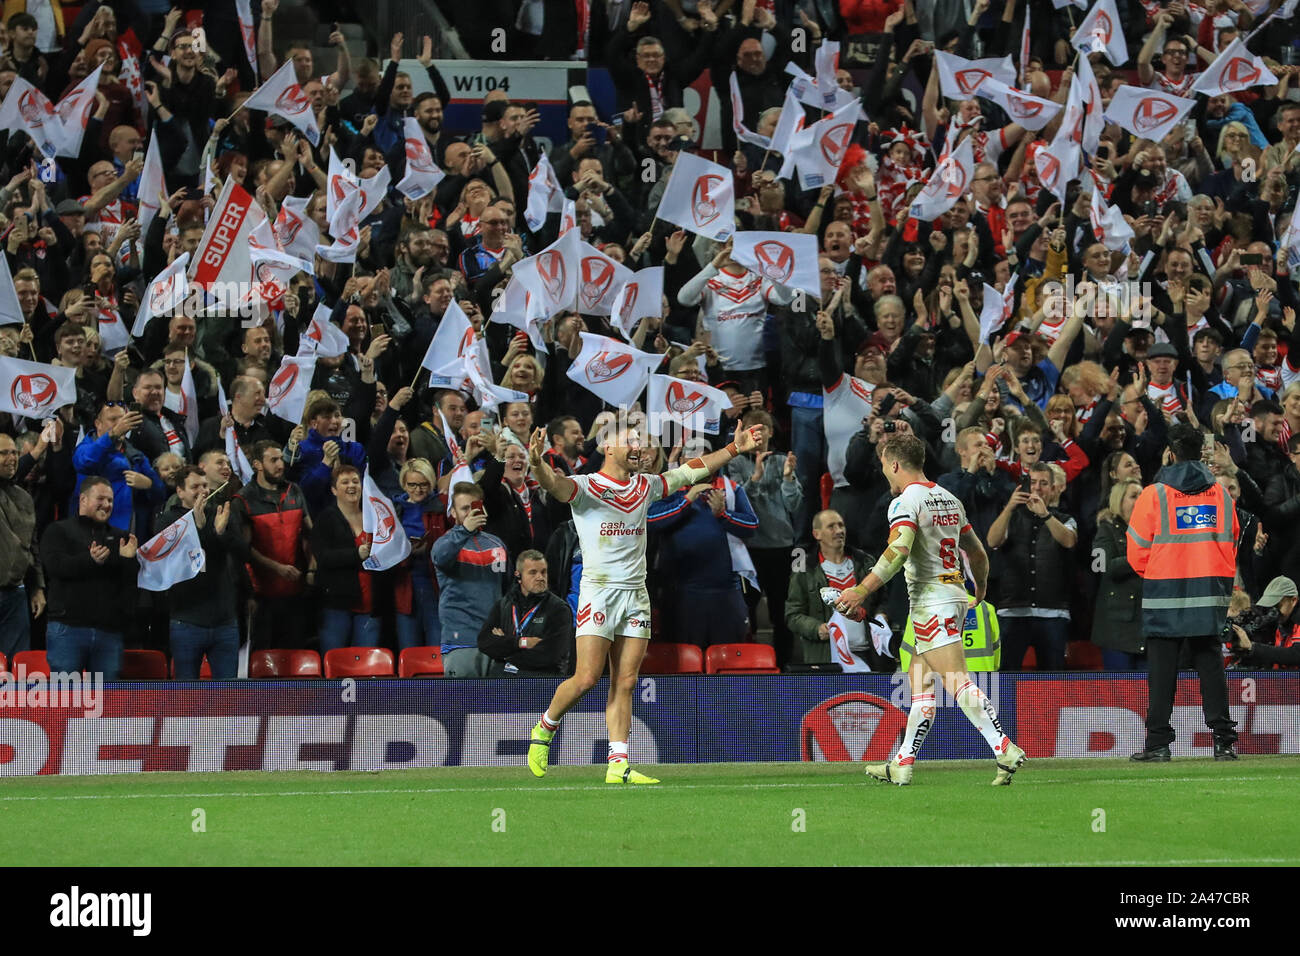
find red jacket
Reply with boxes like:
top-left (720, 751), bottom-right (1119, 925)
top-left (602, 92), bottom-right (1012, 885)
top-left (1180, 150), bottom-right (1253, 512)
top-left (839, 0), bottom-right (904, 34)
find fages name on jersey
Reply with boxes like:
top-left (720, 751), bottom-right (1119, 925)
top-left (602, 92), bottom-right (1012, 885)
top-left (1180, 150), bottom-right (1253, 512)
top-left (887, 481), bottom-right (972, 605)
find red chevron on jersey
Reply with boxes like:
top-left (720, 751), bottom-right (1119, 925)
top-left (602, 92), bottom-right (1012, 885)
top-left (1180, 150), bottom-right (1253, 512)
top-left (707, 275), bottom-right (763, 303)
top-left (826, 571), bottom-right (857, 590)
top-left (914, 615), bottom-right (941, 642)
top-left (584, 475), bottom-right (648, 514)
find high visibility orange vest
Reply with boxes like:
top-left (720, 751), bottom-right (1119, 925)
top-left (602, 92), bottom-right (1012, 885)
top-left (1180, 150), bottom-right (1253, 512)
top-left (1126, 471), bottom-right (1237, 638)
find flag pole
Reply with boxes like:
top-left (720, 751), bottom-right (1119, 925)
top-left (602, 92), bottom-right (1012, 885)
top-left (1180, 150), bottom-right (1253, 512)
top-left (409, 364), bottom-right (425, 392)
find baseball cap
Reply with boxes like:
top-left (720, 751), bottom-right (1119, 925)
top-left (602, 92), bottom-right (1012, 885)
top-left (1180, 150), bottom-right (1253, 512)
top-left (1125, 323), bottom-right (1154, 337)
top-left (1147, 343), bottom-right (1178, 359)
top-left (55, 199), bottom-right (86, 216)
top-left (1003, 331), bottom-right (1035, 348)
top-left (857, 332), bottom-right (890, 355)
top-left (1257, 576), bottom-right (1298, 608)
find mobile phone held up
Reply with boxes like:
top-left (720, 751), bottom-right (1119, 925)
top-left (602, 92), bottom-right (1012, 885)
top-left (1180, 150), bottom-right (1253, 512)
top-left (876, 393), bottom-right (897, 419)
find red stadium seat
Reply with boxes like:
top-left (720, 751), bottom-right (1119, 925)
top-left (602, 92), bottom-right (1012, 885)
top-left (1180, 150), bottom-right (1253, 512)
top-left (120, 649), bottom-right (168, 680)
top-left (0, 651), bottom-right (6, 675)
top-left (324, 647), bottom-right (396, 678)
top-left (1066, 640), bottom-right (1104, 671)
top-left (250, 649), bottom-right (322, 678)
top-left (169, 657), bottom-right (213, 679)
top-left (640, 642), bottom-right (704, 675)
top-left (398, 646), bottom-right (443, 677)
top-left (819, 472), bottom-right (833, 510)
top-left (705, 643), bottom-right (779, 675)
top-left (12, 650), bottom-right (49, 677)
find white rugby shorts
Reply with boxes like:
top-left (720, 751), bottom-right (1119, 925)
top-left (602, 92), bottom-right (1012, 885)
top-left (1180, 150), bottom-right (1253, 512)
top-left (909, 600), bottom-right (968, 654)
top-left (575, 585), bottom-right (653, 641)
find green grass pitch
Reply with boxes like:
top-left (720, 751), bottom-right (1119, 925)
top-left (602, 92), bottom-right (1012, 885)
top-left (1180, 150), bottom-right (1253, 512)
top-left (5, 757), bottom-right (1299, 866)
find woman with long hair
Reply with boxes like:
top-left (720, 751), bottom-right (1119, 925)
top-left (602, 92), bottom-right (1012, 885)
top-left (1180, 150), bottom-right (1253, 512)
top-left (1092, 477), bottom-right (1147, 671)
top-left (394, 458), bottom-right (448, 650)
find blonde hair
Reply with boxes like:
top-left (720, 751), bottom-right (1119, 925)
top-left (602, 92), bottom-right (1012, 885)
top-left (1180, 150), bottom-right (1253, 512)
top-left (1099, 477), bottom-right (1142, 526)
top-left (1059, 360), bottom-right (1110, 400)
top-left (400, 458), bottom-right (437, 488)
top-left (501, 354), bottom-right (544, 392)
top-left (1045, 394), bottom-right (1080, 439)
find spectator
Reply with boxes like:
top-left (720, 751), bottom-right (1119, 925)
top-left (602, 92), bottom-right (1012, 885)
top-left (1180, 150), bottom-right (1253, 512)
top-left (72, 400), bottom-right (164, 533)
top-left (231, 440), bottom-right (312, 650)
top-left (480, 441), bottom-right (549, 565)
top-left (392, 458), bottom-right (448, 650)
top-left (0, 432), bottom-right (45, 660)
top-left (785, 509), bottom-right (883, 667)
top-left (39, 477), bottom-right (137, 679)
top-left (286, 396), bottom-right (368, 515)
top-left (433, 481), bottom-right (509, 677)
top-left (129, 367), bottom-right (192, 463)
top-left (409, 388), bottom-right (466, 477)
top-left (477, 550), bottom-right (575, 676)
top-left (987, 462), bottom-right (1078, 670)
top-left (1233, 577), bottom-right (1300, 668)
top-left (1091, 478), bottom-right (1147, 671)
top-left (162, 467), bottom-right (241, 679)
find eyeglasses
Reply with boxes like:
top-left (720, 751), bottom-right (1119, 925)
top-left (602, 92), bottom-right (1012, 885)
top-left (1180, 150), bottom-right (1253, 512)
top-left (404, 480), bottom-right (432, 490)
top-left (1226, 362), bottom-right (1256, 371)
top-left (1164, 47), bottom-right (1188, 56)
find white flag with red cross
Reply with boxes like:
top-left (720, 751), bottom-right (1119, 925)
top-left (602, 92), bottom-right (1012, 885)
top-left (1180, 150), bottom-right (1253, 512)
top-left (1190, 38), bottom-right (1279, 96)
top-left (245, 60), bottom-right (320, 145)
top-left (396, 117), bottom-right (445, 201)
top-left (132, 252), bottom-right (190, 337)
top-left (136, 131), bottom-right (165, 234)
top-left (362, 466), bottom-right (411, 571)
top-left (1090, 188), bottom-right (1135, 252)
top-left (298, 302), bottom-right (351, 358)
top-left (565, 332), bottom-right (664, 408)
top-left (1071, 0), bottom-right (1128, 66)
top-left (977, 79), bottom-right (1061, 132)
top-left (654, 151), bottom-right (734, 242)
top-left (787, 98), bottom-right (862, 191)
top-left (609, 266), bottom-right (665, 339)
top-left (53, 66), bottom-right (103, 158)
top-left (646, 374), bottom-right (732, 437)
top-left (512, 226), bottom-right (581, 319)
top-left (274, 195), bottom-right (321, 263)
top-left (235, 0), bottom-right (258, 83)
top-left (524, 150), bottom-right (565, 231)
top-left (0, 77), bottom-right (61, 157)
top-left (137, 510), bottom-right (206, 592)
top-left (729, 72), bottom-right (771, 149)
top-left (1035, 134), bottom-right (1082, 205)
top-left (730, 231), bottom-right (821, 299)
top-left (420, 299), bottom-right (478, 378)
top-left (1060, 54), bottom-right (1104, 155)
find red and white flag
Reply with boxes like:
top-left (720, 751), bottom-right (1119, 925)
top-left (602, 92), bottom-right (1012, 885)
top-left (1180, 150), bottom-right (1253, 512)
top-left (362, 466), bottom-right (411, 571)
top-left (559, 199), bottom-right (577, 236)
top-left (97, 305), bottom-right (129, 353)
top-left (646, 374), bottom-right (732, 437)
top-left (274, 195), bottom-right (320, 262)
top-left (576, 242), bottom-right (634, 315)
top-left (977, 79), bottom-right (1061, 132)
top-left (1071, 0), bottom-right (1128, 66)
top-left (788, 98), bottom-right (862, 191)
top-left (0, 77), bottom-right (61, 157)
top-left (316, 184), bottom-right (362, 263)
top-left (245, 60), bottom-right (320, 145)
top-left (298, 302), bottom-right (350, 358)
top-left (910, 136), bottom-right (975, 221)
top-left (396, 117), bottom-right (444, 201)
top-left (1090, 188), bottom-right (1135, 252)
top-left (934, 51), bottom-right (1016, 100)
top-left (421, 299), bottom-right (477, 377)
top-left (729, 72), bottom-right (771, 149)
top-left (1190, 38), bottom-right (1279, 96)
top-left (53, 65), bottom-right (103, 158)
top-left (524, 150), bottom-right (564, 231)
top-left (0, 356), bottom-right (76, 419)
top-left (235, 0), bottom-right (258, 83)
top-left (1103, 87), bottom-right (1195, 146)
top-left (189, 179), bottom-right (265, 290)
top-left (609, 266), bottom-right (665, 339)
top-left (118, 44), bottom-right (147, 123)
top-left (265, 354), bottom-right (316, 424)
top-left (730, 231), bottom-right (821, 299)
top-left (1035, 134), bottom-right (1081, 205)
top-left (359, 167), bottom-right (390, 221)
top-left (783, 62), bottom-right (856, 111)
top-left (132, 252), bottom-right (190, 336)
top-left (770, 86), bottom-right (807, 170)
top-left (978, 280), bottom-right (1016, 344)
top-left (1061, 55), bottom-right (1104, 155)
top-left (512, 227), bottom-right (581, 319)
top-left (137, 510), bottom-right (206, 592)
top-left (1051, 0), bottom-right (1088, 8)
top-left (136, 131), bottom-right (165, 233)
top-left (463, 355), bottom-right (528, 412)
top-left (654, 151), bottom-right (734, 242)
top-left (492, 277), bottom-right (549, 352)
top-left (326, 146), bottom-right (359, 221)
top-left (565, 332), bottom-right (663, 408)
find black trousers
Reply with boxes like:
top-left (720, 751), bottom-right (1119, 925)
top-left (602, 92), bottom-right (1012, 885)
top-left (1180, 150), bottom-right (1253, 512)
top-left (746, 547), bottom-right (795, 669)
top-left (1144, 635), bottom-right (1238, 750)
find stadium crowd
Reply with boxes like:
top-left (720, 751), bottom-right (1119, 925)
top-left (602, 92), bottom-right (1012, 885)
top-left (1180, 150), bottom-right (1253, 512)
top-left (0, 0), bottom-right (1299, 680)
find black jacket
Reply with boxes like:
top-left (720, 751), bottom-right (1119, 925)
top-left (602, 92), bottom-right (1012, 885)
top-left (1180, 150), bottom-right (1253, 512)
top-left (157, 502), bottom-right (241, 627)
top-left (997, 506), bottom-right (1075, 612)
top-left (310, 505), bottom-right (367, 611)
top-left (132, 407), bottom-right (191, 463)
top-left (39, 515), bottom-right (137, 631)
top-left (1090, 516), bottom-right (1146, 654)
top-left (480, 455), bottom-right (550, 567)
top-left (477, 585), bottom-right (575, 674)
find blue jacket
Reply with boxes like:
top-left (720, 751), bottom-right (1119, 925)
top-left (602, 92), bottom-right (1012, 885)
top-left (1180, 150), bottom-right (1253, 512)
top-left (1204, 102), bottom-right (1268, 150)
top-left (647, 484), bottom-right (758, 591)
top-left (432, 523), bottom-right (509, 651)
top-left (293, 429), bottom-right (367, 515)
top-left (72, 432), bottom-right (165, 535)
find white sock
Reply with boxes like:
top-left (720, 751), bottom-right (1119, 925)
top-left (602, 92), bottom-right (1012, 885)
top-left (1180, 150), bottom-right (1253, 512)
top-left (956, 680), bottom-right (1009, 754)
top-left (540, 712), bottom-right (560, 731)
top-left (607, 741), bottom-right (628, 764)
top-left (895, 693), bottom-right (936, 766)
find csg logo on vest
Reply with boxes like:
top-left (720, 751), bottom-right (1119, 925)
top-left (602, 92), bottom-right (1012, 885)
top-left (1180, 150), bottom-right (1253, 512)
top-left (1175, 505), bottom-right (1217, 529)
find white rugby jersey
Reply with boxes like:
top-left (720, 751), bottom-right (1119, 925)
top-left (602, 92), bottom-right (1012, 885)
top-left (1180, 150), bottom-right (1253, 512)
top-left (823, 373), bottom-right (873, 488)
top-left (1147, 380), bottom-right (1183, 415)
top-left (685, 265), bottom-right (793, 371)
top-left (568, 470), bottom-right (679, 589)
top-left (887, 481), bottom-right (972, 606)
